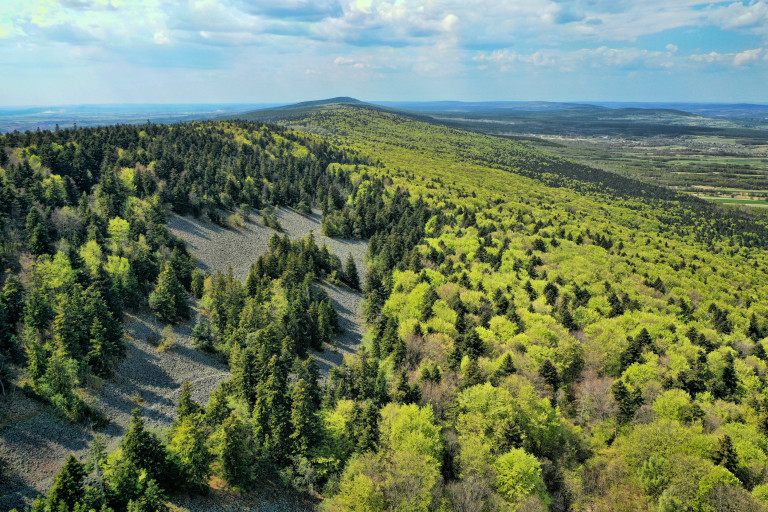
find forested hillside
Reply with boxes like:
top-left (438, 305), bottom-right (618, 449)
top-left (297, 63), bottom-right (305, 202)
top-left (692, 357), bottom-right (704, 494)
top-left (2, 106), bottom-right (768, 512)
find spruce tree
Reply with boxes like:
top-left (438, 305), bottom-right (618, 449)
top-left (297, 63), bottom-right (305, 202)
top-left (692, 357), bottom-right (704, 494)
top-left (219, 413), bottom-right (253, 489)
top-left (612, 380), bottom-right (643, 423)
top-left (713, 434), bottom-right (740, 478)
top-left (122, 409), bottom-right (169, 486)
top-left (420, 287), bottom-right (438, 322)
top-left (539, 359), bottom-right (560, 403)
top-left (87, 317), bottom-right (114, 377)
top-left (344, 254), bottom-right (360, 291)
top-left (48, 454), bottom-right (86, 512)
top-left (176, 382), bottom-right (202, 421)
top-left (722, 352), bottom-right (738, 396)
top-left (168, 413), bottom-right (210, 491)
top-left (149, 262), bottom-right (189, 325)
top-left (290, 378), bottom-right (320, 456)
top-left (748, 313), bottom-right (764, 342)
top-left (26, 208), bottom-right (53, 256)
top-left (497, 353), bottom-right (517, 377)
top-left (205, 382), bottom-right (231, 427)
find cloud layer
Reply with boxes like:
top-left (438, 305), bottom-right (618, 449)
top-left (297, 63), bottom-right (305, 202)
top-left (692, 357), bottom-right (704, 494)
top-left (1, 0), bottom-right (766, 104)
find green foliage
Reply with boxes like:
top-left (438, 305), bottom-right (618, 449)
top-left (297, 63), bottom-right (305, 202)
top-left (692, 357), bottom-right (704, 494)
top-left (48, 454), bottom-right (86, 512)
top-left (494, 448), bottom-right (550, 509)
top-left (148, 262), bottom-right (189, 325)
top-left (121, 409), bottom-right (172, 487)
top-left (217, 413), bottom-right (254, 489)
top-left (343, 254), bottom-right (360, 291)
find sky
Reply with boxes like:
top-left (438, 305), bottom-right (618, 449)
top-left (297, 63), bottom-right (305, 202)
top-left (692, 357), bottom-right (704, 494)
top-left (1, 0), bottom-right (767, 105)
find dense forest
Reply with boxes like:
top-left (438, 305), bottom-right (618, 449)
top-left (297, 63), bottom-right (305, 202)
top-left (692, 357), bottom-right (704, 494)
top-left (2, 107), bottom-right (768, 512)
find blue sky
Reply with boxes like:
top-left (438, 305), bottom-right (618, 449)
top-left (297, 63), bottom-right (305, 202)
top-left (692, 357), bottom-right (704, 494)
top-left (1, 0), bottom-right (767, 105)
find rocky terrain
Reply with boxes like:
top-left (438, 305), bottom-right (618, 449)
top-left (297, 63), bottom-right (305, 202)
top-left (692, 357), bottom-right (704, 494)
top-left (0, 207), bottom-right (367, 511)
top-left (166, 207), bottom-right (369, 377)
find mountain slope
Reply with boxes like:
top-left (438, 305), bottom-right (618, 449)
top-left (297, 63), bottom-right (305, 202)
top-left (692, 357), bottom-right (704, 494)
top-left (2, 106), bottom-right (768, 511)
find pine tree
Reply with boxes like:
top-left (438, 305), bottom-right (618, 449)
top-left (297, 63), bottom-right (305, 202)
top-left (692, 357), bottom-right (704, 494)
top-left (48, 454), bottom-right (86, 512)
top-left (148, 262), bottom-right (189, 325)
top-left (344, 254), bottom-right (360, 291)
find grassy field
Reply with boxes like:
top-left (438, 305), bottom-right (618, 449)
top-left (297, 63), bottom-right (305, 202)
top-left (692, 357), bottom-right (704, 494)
top-left (526, 134), bottom-right (768, 204)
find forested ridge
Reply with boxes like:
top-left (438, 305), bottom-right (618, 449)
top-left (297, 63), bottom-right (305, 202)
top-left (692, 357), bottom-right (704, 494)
top-left (1, 107), bottom-right (768, 512)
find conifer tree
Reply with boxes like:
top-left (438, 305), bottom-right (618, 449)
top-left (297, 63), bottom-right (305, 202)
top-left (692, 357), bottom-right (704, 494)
top-left (363, 267), bottom-right (386, 323)
top-left (128, 478), bottom-right (168, 512)
top-left (497, 353), bottom-right (517, 377)
top-left (176, 382), bottom-right (202, 421)
top-left (713, 434), bottom-right (740, 478)
top-left (722, 352), bottom-right (738, 397)
top-left (219, 413), bottom-right (253, 489)
top-left (205, 382), bottom-right (231, 427)
top-left (122, 409), bottom-right (169, 486)
top-left (420, 287), bottom-right (438, 322)
top-left (2, 273), bottom-right (24, 327)
top-left (612, 380), bottom-right (643, 423)
top-left (48, 454), bottom-right (86, 512)
top-left (462, 357), bottom-right (485, 389)
top-left (87, 317), bottom-right (114, 377)
top-left (168, 413), bottom-right (210, 491)
top-left (148, 262), bottom-right (189, 325)
top-left (344, 254), bottom-right (360, 291)
top-left (26, 208), bottom-right (53, 256)
top-left (290, 378), bottom-right (320, 456)
top-left (748, 313), bottom-right (764, 342)
top-left (539, 359), bottom-right (560, 403)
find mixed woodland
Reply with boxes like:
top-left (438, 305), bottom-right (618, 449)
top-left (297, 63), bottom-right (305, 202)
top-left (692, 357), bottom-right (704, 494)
top-left (1, 107), bottom-right (768, 512)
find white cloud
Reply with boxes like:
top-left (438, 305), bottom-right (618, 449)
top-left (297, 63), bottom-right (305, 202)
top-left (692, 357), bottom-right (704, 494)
top-left (709, 1), bottom-right (768, 31)
top-left (475, 44), bottom-right (679, 72)
top-left (153, 30), bottom-right (170, 45)
top-left (733, 47), bottom-right (763, 65)
top-left (690, 51), bottom-right (724, 64)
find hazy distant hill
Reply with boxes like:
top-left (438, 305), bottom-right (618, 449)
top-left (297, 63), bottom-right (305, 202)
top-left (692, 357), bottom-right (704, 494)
top-left (229, 97), bottom-right (767, 138)
top-left (0, 103), bottom-right (273, 133)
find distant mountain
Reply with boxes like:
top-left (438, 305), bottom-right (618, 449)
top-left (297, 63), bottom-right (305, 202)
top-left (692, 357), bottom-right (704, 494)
top-left (226, 97), bottom-right (435, 124)
top-left (224, 97), bottom-right (768, 139)
top-left (374, 100), bottom-right (603, 112)
top-left (269, 97), bottom-right (368, 110)
top-left (0, 103), bottom-right (273, 133)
